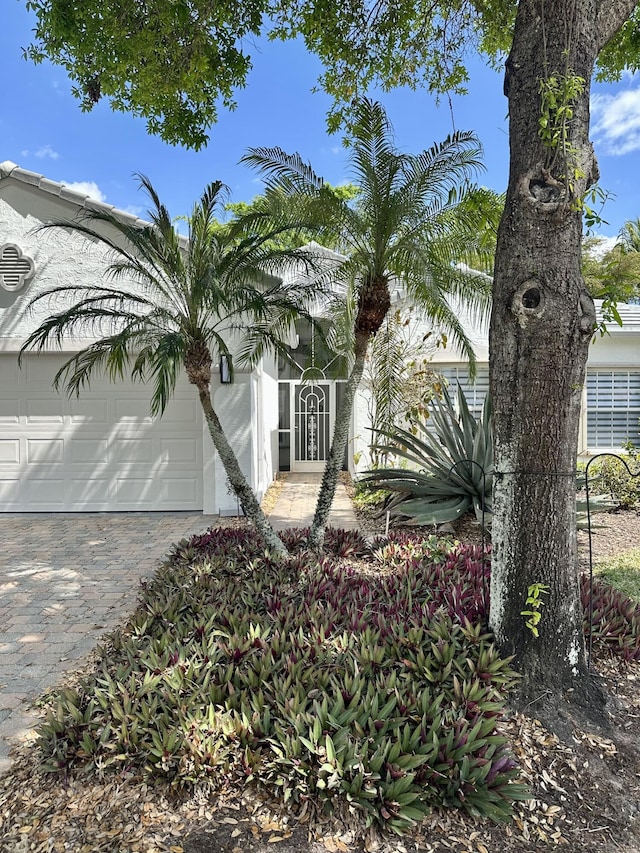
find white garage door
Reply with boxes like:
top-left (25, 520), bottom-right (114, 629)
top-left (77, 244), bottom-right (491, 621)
top-left (0, 354), bottom-right (204, 511)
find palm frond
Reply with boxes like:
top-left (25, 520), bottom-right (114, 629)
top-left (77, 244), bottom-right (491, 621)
top-left (240, 147), bottom-right (325, 196)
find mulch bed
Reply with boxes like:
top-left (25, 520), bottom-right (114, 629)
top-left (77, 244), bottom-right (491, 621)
top-left (2, 501), bottom-right (640, 852)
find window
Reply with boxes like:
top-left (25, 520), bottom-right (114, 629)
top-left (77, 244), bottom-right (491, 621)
top-left (437, 366), bottom-right (489, 416)
top-left (586, 370), bottom-right (640, 448)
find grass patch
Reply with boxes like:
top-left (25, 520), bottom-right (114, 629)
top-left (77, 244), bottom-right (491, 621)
top-left (595, 548), bottom-right (640, 602)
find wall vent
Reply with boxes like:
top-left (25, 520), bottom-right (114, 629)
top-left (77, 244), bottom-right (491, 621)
top-left (0, 243), bottom-right (35, 292)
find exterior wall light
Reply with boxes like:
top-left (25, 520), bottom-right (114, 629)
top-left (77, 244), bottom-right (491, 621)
top-left (219, 353), bottom-right (233, 384)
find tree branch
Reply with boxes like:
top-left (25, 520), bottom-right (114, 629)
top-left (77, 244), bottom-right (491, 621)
top-left (596, 0), bottom-right (639, 52)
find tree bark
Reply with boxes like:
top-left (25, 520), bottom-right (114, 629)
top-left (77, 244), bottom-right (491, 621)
top-left (308, 329), bottom-right (369, 549)
top-left (196, 384), bottom-right (289, 558)
top-left (488, 0), bottom-right (635, 704)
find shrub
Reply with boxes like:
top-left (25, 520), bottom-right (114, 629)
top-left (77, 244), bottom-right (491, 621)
top-left (36, 528), bottom-right (525, 832)
top-left (584, 454), bottom-right (640, 510)
top-left (351, 481), bottom-right (388, 515)
top-left (36, 528), bottom-right (640, 835)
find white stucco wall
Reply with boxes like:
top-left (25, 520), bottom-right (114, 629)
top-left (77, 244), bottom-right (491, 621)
top-left (352, 386), bottom-right (373, 474)
top-left (589, 329), bottom-right (640, 366)
top-left (0, 190), bottom-right (124, 347)
top-left (209, 377), bottom-right (254, 513)
top-left (259, 353), bottom-right (280, 492)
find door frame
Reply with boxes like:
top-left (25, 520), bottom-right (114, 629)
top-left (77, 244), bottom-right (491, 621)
top-left (279, 379), bottom-right (344, 473)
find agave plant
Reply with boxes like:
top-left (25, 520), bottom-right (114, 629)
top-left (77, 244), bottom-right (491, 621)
top-left (363, 383), bottom-right (616, 531)
top-left (361, 383), bottom-right (492, 526)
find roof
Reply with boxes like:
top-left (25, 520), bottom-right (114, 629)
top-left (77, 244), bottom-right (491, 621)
top-left (4, 160), bottom-right (640, 335)
top-left (595, 299), bottom-right (640, 332)
top-left (0, 160), bottom-right (149, 228)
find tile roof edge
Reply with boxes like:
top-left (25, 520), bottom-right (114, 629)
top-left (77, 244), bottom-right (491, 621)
top-left (0, 160), bottom-right (148, 228)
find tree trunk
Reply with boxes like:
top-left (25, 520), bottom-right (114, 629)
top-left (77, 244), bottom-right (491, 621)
top-left (309, 329), bottom-right (369, 549)
top-left (488, 0), bottom-right (621, 705)
top-left (196, 384), bottom-right (289, 558)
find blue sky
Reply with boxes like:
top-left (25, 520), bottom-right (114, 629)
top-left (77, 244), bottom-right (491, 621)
top-left (2, 1), bottom-right (640, 245)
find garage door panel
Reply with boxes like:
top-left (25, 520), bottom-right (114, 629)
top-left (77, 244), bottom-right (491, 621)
top-left (161, 398), bottom-right (199, 423)
top-left (114, 398), bottom-right (154, 422)
top-left (112, 438), bottom-right (154, 464)
top-left (25, 478), bottom-right (66, 508)
top-left (160, 438), bottom-right (199, 463)
top-left (22, 357), bottom-right (64, 388)
top-left (0, 440), bottom-right (20, 463)
top-left (0, 354), bottom-right (203, 511)
top-left (113, 478), bottom-right (155, 504)
top-left (0, 399), bottom-right (20, 423)
top-left (70, 478), bottom-right (111, 505)
top-left (161, 478), bottom-right (200, 504)
top-left (26, 399), bottom-right (64, 423)
top-left (69, 438), bottom-right (109, 464)
top-left (70, 398), bottom-right (110, 424)
top-left (27, 439), bottom-right (64, 463)
top-left (0, 477), bottom-right (20, 504)
top-left (0, 358), bottom-right (21, 386)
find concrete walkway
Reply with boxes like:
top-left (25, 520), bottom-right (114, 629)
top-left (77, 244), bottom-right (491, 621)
top-left (267, 472), bottom-right (359, 531)
top-left (0, 476), bottom-right (358, 772)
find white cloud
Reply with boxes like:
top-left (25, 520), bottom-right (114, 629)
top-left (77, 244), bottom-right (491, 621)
top-left (591, 87), bottom-right (640, 155)
top-left (20, 144), bottom-right (60, 160)
top-left (35, 144), bottom-right (60, 160)
top-left (61, 180), bottom-right (107, 202)
top-left (584, 235), bottom-right (619, 259)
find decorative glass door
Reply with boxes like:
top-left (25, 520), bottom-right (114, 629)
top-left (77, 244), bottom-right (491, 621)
top-left (294, 383), bottom-right (330, 470)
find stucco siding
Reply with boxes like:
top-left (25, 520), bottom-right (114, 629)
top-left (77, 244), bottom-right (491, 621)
top-left (211, 378), bottom-right (254, 514)
top-left (0, 196), bottom-right (120, 346)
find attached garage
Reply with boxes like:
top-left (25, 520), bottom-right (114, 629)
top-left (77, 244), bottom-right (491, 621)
top-left (0, 160), bottom-right (287, 514)
top-left (0, 354), bottom-right (204, 512)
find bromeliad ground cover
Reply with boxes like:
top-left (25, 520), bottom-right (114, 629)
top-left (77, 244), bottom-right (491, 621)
top-left (35, 528), bottom-right (526, 833)
top-left (3, 518), bottom-right (640, 853)
top-left (21, 524), bottom-right (640, 849)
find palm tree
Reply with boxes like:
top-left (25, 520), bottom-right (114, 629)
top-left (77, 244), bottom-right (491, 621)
top-left (242, 98), bottom-right (499, 549)
top-left (619, 217), bottom-right (640, 254)
top-left (20, 175), bottom-right (323, 558)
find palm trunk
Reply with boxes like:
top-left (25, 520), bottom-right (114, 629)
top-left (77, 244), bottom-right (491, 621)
top-left (196, 384), bottom-right (289, 558)
top-left (309, 330), bottom-right (368, 549)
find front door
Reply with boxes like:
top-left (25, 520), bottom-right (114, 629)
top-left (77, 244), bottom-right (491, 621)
top-left (293, 382), bottom-right (331, 471)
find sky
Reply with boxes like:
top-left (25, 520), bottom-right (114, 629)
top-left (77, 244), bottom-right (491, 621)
top-left (2, 2), bottom-right (640, 247)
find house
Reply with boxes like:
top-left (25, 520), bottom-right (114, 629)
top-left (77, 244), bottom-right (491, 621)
top-left (412, 298), bottom-right (640, 458)
top-left (0, 160), bottom-right (280, 514)
top-left (1, 160), bottom-right (638, 515)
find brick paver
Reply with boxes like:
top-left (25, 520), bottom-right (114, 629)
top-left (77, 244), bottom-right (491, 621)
top-left (0, 512), bottom-right (215, 773)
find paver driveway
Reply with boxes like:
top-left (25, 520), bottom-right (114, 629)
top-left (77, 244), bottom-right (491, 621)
top-left (0, 512), bottom-right (216, 773)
